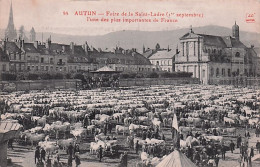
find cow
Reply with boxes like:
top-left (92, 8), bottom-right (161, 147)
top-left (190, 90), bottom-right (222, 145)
top-left (115, 125), bottom-right (129, 135)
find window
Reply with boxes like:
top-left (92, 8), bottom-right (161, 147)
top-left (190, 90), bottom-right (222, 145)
top-left (216, 68), bottom-right (219, 77)
top-left (228, 69), bottom-right (231, 77)
top-left (14, 53), bottom-right (16, 60)
top-left (35, 66), bottom-right (38, 71)
top-left (50, 58), bottom-right (54, 64)
top-left (202, 70), bottom-right (205, 78)
top-left (2, 64), bottom-right (6, 72)
top-left (237, 69), bottom-right (239, 75)
top-left (41, 66), bottom-right (44, 71)
top-left (222, 69), bottom-right (225, 77)
top-left (27, 66), bottom-right (30, 71)
top-left (156, 61), bottom-right (159, 65)
top-left (46, 66), bottom-right (49, 71)
top-left (210, 68), bottom-right (214, 77)
top-left (235, 52), bottom-right (240, 57)
top-left (41, 57), bottom-right (44, 63)
top-left (183, 66), bottom-right (185, 71)
top-left (19, 54), bottom-right (21, 60)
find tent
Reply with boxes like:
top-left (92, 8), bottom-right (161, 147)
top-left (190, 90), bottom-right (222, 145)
top-left (156, 150), bottom-right (197, 167)
top-left (91, 66), bottom-right (121, 74)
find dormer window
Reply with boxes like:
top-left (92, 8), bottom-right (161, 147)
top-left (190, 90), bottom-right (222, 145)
top-left (235, 52), bottom-right (240, 57)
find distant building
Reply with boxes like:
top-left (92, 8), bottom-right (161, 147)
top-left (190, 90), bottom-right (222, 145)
top-left (89, 46), bottom-right (152, 72)
top-left (5, 1), bottom-right (17, 41)
top-left (174, 23), bottom-right (258, 84)
top-left (149, 49), bottom-right (175, 72)
top-left (30, 27), bottom-right (36, 42)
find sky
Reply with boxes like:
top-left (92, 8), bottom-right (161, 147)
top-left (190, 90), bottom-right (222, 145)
top-left (0, 0), bottom-right (260, 36)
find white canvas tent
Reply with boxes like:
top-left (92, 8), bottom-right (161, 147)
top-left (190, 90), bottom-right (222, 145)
top-left (156, 150), bottom-right (197, 167)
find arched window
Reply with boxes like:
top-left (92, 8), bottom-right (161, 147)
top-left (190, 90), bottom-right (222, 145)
top-left (235, 52), bottom-right (240, 57)
top-left (208, 49), bottom-right (211, 54)
top-left (210, 68), bottom-right (214, 77)
top-left (213, 49), bottom-right (216, 53)
top-left (216, 68), bottom-right (219, 77)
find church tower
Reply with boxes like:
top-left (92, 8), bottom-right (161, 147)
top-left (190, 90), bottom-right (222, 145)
top-left (232, 21), bottom-right (239, 40)
top-left (30, 27), bottom-right (36, 42)
top-left (5, 1), bottom-right (17, 41)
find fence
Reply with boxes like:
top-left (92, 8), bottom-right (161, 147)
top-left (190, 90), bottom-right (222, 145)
top-left (119, 78), bottom-right (200, 87)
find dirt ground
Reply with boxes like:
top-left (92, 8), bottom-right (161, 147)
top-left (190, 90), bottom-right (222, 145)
top-left (7, 124), bottom-right (260, 167)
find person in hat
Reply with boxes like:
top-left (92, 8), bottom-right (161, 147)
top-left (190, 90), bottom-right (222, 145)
top-left (98, 145), bottom-right (103, 162)
top-left (230, 140), bottom-right (235, 153)
top-left (35, 146), bottom-right (40, 164)
top-left (67, 142), bottom-right (74, 157)
top-left (40, 147), bottom-right (46, 162)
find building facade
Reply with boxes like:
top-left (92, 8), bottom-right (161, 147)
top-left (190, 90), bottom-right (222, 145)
top-left (174, 23), bottom-right (258, 84)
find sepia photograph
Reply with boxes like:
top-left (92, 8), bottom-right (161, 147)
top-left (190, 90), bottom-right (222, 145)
top-left (0, 0), bottom-right (260, 166)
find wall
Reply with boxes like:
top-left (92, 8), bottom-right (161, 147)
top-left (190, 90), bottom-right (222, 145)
top-left (119, 78), bottom-right (200, 87)
top-left (0, 79), bottom-right (81, 92)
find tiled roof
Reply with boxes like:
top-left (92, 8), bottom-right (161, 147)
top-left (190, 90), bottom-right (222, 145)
top-left (149, 50), bottom-right (175, 60)
top-left (89, 50), bottom-right (151, 65)
top-left (6, 41), bottom-right (21, 53)
top-left (181, 32), bottom-right (247, 49)
top-left (23, 43), bottom-right (39, 53)
top-left (198, 34), bottom-right (227, 47)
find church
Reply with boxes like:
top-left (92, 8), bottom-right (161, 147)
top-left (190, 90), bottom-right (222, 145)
top-left (4, 1), bottom-right (35, 42)
top-left (174, 23), bottom-right (258, 84)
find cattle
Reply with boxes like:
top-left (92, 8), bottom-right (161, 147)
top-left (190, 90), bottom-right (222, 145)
top-left (38, 141), bottom-right (59, 154)
top-left (204, 135), bottom-right (224, 143)
top-left (222, 128), bottom-right (236, 136)
top-left (57, 138), bottom-right (75, 150)
top-left (115, 125), bottom-right (129, 135)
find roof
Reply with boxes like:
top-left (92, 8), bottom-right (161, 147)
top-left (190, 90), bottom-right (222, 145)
top-left (180, 31), bottom-right (247, 48)
top-left (5, 41), bottom-right (21, 53)
top-left (156, 150), bottom-right (197, 167)
top-left (149, 50), bottom-right (175, 60)
top-left (89, 50), bottom-right (151, 65)
top-left (23, 43), bottom-right (39, 53)
top-left (0, 48), bottom-right (9, 62)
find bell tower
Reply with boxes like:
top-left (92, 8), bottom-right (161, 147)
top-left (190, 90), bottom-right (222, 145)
top-left (232, 21), bottom-right (239, 40)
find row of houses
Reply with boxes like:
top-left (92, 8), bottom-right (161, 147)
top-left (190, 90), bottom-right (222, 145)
top-left (1, 24), bottom-right (259, 84)
top-left (0, 38), bottom-right (157, 75)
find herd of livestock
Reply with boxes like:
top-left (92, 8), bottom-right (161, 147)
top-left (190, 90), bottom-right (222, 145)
top-left (0, 84), bottom-right (259, 166)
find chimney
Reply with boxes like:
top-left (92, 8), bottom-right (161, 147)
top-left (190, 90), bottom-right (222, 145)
top-left (45, 38), bottom-right (51, 50)
top-left (176, 44), bottom-right (179, 54)
top-left (3, 39), bottom-right (7, 54)
top-left (70, 42), bottom-right (74, 54)
top-left (62, 46), bottom-right (65, 53)
top-left (34, 41), bottom-right (38, 49)
top-left (98, 48), bottom-right (102, 52)
top-left (20, 40), bottom-right (24, 49)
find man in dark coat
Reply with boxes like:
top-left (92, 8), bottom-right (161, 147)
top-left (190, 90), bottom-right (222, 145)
top-left (237, 134), bottom-right (242, 148)
top-left (230, 140), bottom-right (235, 153)
top-left (98, 145), bottom-right (103, 162)
top-left (40, 147), bottom-right (46, 162)
top-left (67, 143), bottom-right (74, 157)
top-left (35, 146), bottom-right (40, 164)
top-left (135, 140), bottom-right (139, 154)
